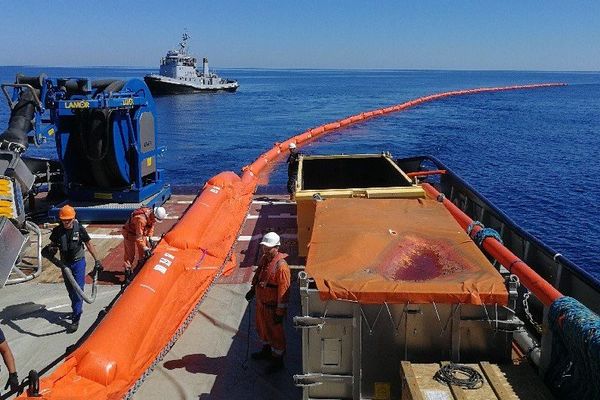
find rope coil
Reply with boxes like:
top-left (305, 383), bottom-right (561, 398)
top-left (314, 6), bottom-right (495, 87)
top-left (434, 363), bottom-right (483, 389)
top-left (466, 221), bottom-right (503, 246)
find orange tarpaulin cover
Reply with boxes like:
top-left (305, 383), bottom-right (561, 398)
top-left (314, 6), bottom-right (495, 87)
top-left (305, 198), bottom-right (508, 305)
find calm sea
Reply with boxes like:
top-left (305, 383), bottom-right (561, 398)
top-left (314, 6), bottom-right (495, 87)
top-left (1, 66), bottom-right (599, 279)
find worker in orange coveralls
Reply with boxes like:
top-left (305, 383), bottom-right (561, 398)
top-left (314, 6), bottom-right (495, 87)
top-left (245, 231), bottom-right (291, 374)
top-left (121, 206), bottom-right (167, 282)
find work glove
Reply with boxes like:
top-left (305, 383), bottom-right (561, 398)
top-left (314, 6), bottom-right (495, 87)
top-left (94, 260), bottom-right (104, 273)
top-left (143, 248), bottom-right (152, 259)
top-left (245, 287), bottom-right (255, 301)
top-left (41, 245), bottom-right (58, 259)
top-left (273, 313), bottom-right (284, 325)
top-left (42, 246), bottom-right (64, 269)
top-left (4, 372), bottom-right (19, 392)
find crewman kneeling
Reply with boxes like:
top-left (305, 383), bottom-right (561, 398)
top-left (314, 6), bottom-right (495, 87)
top-left (46, 205), bottom-right (101, 333)
top-left (121, 206), bottom-right (167, 282)
top-left (245, 231), bottom-right (291, 374)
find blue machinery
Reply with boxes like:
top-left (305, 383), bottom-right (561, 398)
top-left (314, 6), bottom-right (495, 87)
top-left (0, 74), bottom-right (171, 221)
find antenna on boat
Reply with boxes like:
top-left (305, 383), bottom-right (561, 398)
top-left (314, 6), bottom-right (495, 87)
top-left (179, 30), bottom-right (190, 54)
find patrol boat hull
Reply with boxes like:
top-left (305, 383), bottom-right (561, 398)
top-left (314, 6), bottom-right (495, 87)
top-left (144, 75), bottom-right (239, 95)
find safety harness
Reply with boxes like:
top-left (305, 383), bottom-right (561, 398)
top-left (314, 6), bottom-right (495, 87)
top-left (58, 219), bottom-right (82, 254)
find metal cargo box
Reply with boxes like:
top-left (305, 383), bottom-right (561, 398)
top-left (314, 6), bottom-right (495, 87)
top-left (295, 153), bottom-right (425, 256)
top-left (293, 198), bottom-right (516, 400)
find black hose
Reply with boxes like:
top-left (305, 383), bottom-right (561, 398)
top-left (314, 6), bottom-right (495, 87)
top-left (0, 88), bottom-right (37, 151)
top-left (42, 247), bottom-right (99, 304)
top-left (92, 79), bottom-right (124, 95)
top-left (55, 79), bottom-right (88, 95)
top-left (79, 109), bottom-right (111, 162)
top-left (15, 73), bottom-right (46, 89)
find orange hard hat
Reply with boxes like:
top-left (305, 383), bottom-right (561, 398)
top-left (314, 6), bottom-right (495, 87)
top-left (59, 205), bottom-right (76, 220)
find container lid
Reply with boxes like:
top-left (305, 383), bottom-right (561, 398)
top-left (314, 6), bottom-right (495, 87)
top-left (305, 198), bottom-right (508, 305)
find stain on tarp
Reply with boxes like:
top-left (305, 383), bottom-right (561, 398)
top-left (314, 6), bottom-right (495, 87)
top-left (377, 235), bottom-right (466, 281)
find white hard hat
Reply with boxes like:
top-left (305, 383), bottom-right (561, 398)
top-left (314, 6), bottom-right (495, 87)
top-left (260, 232), bottom-right (281, 247)
top-left (289, 142), bottom-right (297, 149)
top-left (153, 206), bottom-right (167, 222)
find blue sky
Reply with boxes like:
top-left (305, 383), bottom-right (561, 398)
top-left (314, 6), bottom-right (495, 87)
top-left (0, 1), bottom-right (598, 70)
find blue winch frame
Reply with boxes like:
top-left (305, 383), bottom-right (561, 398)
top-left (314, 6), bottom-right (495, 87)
top-left (5, 76), bottom-right (171, 221)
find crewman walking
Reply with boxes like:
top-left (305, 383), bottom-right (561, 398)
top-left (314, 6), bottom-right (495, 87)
top-left (121, 206), bottom-right (167, 281)
top-left (286, 142), bottom-right (300, 200)
top-left (47, 205), bottom-right (101, 333)
top-left (245, 231), bottom-right (291, 373)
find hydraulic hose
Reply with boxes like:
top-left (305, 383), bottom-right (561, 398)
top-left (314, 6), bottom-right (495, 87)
top-left (0, 88), bottom-right (37, 151)
top-left (42, 247), bottom-right (100, 304)
top-left (92, 79), bottom-right (125, 96)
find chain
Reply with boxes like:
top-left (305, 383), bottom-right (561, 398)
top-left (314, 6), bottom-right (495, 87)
top-left (522, 289), bottom-right (543, 335)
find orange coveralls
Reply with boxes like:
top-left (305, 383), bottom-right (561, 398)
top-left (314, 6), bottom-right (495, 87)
top-left (121, 207), bottom-right (155, 269)
top-left (253, 252), bottom-right (291, 355)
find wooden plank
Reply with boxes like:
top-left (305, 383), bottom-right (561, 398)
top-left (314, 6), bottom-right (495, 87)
top-left (489, 363), bottom-right (555, 400)
top-left (401, 361), bottom-right (425, 400)
top-left (480, 362), bottom-right (511, 400)
top-left (405, 362), bottom-right (554, 400)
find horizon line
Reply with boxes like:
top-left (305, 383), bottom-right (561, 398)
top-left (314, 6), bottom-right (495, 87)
top-left (1, 64), bottom-right (599, 74)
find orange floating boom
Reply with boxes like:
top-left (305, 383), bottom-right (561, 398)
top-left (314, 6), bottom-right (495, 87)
top-left (242, 83), bottom-right (566, 177)
top-left (421, 183), bottom-right (563, 307)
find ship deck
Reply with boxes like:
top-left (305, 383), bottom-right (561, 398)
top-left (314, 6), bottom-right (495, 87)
top-left (0, 192), bottom-right (553, 399)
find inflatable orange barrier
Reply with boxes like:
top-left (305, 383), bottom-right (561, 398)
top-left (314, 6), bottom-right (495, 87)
top-left (323, 122), bottom-right (341, 131)
top-left (23, 82), bottom-right (565, 399)
top-left (338, 117), bottom-right (353, 127)
top-left (24, 172), bottom-right (258, 399)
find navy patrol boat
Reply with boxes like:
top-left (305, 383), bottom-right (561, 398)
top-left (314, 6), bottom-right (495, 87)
top-left (144, 33), bottom-right (239, 95)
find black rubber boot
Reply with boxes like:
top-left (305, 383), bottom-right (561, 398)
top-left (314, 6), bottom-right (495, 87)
top-left (66, 316), bottom-right (80, 333)
top-left (251, 344), bottom-right (272, 360)
top-left (265, 355), bottom-right (284, 374)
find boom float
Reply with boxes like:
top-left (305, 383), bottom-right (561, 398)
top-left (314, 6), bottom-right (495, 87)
top-left (20, 82), bottom-right (587, 399)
